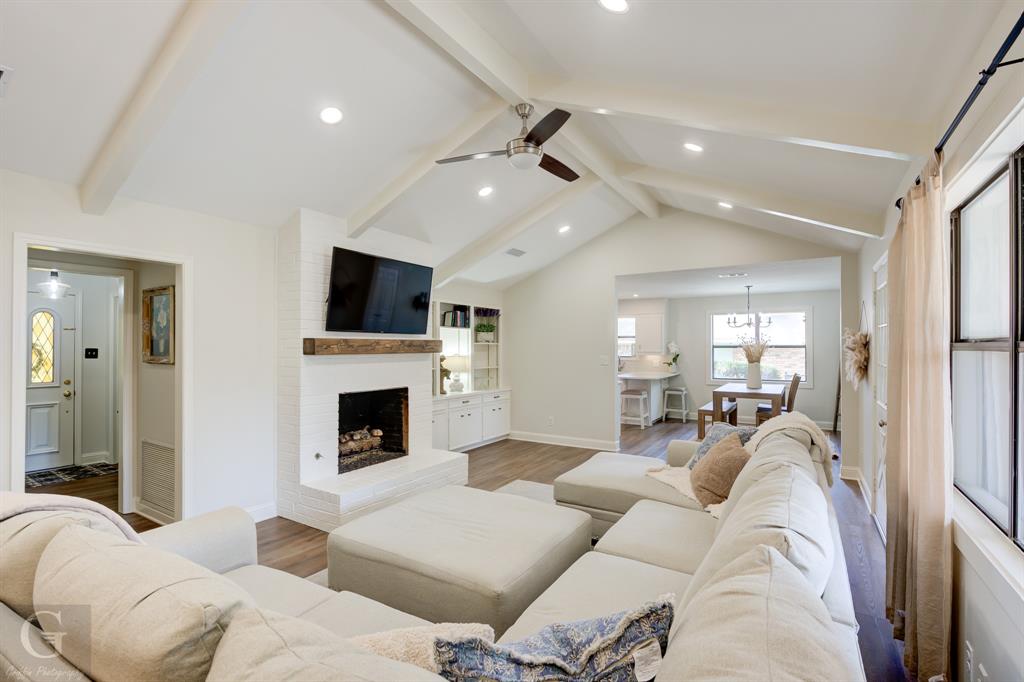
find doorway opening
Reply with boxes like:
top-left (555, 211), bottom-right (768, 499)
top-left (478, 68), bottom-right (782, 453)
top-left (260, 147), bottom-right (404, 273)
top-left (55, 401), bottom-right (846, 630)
top-left (20, 246), bottom-right (182, 531)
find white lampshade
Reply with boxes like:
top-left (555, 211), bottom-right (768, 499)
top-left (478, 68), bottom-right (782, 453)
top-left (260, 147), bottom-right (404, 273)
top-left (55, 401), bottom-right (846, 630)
top-left (444, 355), bottom-right (469, 373)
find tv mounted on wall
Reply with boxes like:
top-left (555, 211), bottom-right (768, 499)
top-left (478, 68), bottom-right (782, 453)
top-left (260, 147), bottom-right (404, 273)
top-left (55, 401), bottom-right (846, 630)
top-left (324, 247), bottom-right (433, 334)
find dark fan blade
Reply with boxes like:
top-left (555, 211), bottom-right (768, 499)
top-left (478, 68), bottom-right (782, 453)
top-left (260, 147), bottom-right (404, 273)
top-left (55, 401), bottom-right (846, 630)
top-left (435, 150), bottom-right (505, 164)
top-left (524, 108), bottom-right (571, 146)
top-left (539, 154), bottom-right (579, 182)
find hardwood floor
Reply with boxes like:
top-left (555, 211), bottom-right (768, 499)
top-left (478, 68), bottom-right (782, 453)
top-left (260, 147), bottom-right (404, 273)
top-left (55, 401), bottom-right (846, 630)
top-left (28, 420), bottom-right (905, 681)
top-left (26, 473), bottom-right (160, 532)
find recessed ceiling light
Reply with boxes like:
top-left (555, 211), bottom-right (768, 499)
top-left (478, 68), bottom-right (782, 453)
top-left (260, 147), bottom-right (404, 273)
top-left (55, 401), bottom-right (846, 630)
top-left (683, 142), bottom-right (703, 153)
top-left (718, 201), bottom-right (733, 209)
top-left (478, 186), bottom-right (494, 197)
top-left (598, 0), bottom-right (629, 13)
top-left (319, 107), bottom-right (343, 124)
top-left (717, 272), bottom-right (748, 279)
top-left (558, 225), bottom-right (571, 234)
top-left (632, 293), bottom-right (639, 298)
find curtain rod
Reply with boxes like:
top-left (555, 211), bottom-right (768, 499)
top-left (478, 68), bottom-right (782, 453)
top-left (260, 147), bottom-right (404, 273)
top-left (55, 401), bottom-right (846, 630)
top-left (895, 10), bottom-right (1024, 210)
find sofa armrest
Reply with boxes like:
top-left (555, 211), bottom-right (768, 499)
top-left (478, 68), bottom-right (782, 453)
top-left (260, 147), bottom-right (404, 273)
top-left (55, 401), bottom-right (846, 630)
top-left (141, 507), bottom-right (257, 574)
top-left (666, 440), bottom-right (699, 467)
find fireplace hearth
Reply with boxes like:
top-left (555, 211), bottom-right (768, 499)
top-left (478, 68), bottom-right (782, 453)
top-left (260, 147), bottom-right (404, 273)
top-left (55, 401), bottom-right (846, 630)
top-left (338, 387), bottom-right (409, 474)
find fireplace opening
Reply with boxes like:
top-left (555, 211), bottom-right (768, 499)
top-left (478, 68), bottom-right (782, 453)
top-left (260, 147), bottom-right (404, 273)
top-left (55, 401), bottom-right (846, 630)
top-left (338, 387), bottom-right (409, 474)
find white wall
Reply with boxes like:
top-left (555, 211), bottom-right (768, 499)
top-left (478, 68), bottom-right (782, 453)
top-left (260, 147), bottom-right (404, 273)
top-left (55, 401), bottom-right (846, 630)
top-left (630, 289), bottom-right (840, 427)
top-left (503, 207), bottom-right (857, 451)
top-left (0, 170), bottom-right (277, 520)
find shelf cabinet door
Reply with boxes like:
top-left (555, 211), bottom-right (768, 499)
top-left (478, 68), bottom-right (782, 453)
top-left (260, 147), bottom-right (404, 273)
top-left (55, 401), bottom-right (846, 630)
top-left (431, 410), bottom-right (449, 449)
top-left (635, 314), bottom-right (665, 355)
top-left (482, 401), bottom-right (511, 440)
top-left (448, 407), bottom-right (482, 450)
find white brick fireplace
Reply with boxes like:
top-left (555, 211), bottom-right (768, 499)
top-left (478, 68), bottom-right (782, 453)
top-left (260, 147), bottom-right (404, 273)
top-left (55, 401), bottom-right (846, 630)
top-left (276, 209), bottom-right (467, 531)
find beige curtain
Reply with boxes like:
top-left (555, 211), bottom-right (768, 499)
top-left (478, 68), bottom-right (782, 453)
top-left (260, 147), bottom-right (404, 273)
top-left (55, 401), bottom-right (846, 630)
top-left (885, 152), bottom-right (953, 681)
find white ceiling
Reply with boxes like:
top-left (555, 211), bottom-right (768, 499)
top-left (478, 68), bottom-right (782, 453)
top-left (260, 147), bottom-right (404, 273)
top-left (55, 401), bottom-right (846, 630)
top-left (0, 0), bottom-right (1014, 289)
top-left (0, 0), bottom-right (185, 183)
top-left (616, 256), bottom-right (841, 299)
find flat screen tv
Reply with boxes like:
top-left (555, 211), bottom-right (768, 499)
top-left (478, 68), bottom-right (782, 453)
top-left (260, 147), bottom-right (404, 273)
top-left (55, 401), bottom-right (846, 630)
top-left (324, 247), bottom-right (433, 334)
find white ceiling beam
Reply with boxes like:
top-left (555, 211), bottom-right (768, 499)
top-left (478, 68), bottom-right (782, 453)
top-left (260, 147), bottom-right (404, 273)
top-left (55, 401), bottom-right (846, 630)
top-left (79, 0), bottom-right (246, 214)
top-left (347, 98), bottom-right (506, 238)
top-left (434, 174), bottom-right (600, 287)
top-left (534, 80), bottom-right (931, 162)
top-left (620, 164), bottom-right (885, 239)
top-left (384, 0), bottom-right (659, 219)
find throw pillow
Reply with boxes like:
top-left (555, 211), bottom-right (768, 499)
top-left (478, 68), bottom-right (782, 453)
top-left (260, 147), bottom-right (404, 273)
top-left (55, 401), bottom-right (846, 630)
top-left (659, 545), bottom-right (857, 681)
top-left (207, 608), bottom-right (440, 682)
top-left (689, 423), bottom-right (757, 469)
top-left (349, 622), bottom-right (495, 673)
top-left (434, 596), bottom-right (674, 682)
top-left (689, 432), bottom-right (751, 506)
top-left (33, 524), bottom-right (255, 682)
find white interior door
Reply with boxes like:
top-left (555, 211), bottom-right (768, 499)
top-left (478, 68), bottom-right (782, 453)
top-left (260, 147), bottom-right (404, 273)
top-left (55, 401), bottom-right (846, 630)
top-left (872, 255), bottom-right (889, 540)
top-left (26, 291), bottom-right (78, 472)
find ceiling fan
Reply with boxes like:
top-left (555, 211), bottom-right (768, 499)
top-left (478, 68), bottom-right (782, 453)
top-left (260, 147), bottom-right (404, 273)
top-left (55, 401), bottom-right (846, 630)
top-left (435, 103), bottom-right (580, 182)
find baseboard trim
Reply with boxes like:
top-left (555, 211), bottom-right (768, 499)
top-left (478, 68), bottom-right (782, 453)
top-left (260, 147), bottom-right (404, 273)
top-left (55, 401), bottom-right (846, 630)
top-left (134, 500), bottom-right (174, 526)
top-left (245, 502), bottom-right (278, 523)
top-left (509, 431), bottom-right (619, 452)
top-left (840, 466), bottom-right (875, 515)
top-left (79, 451), bottom-right (112, 465)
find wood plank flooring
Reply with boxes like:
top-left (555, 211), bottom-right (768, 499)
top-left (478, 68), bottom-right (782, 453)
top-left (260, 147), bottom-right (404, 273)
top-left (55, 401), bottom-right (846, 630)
top-left (26, 474), bottom-right (160, 532)
top-left (28, 419), bottom-right (906, 681)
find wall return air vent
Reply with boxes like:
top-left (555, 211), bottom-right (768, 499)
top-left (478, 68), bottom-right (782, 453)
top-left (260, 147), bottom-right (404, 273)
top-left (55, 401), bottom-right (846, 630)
top-left (505, 248), bottom-right (526, 257)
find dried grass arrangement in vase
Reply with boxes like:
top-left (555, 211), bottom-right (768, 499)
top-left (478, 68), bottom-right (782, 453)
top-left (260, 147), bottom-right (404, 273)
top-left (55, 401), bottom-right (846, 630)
top-left (740, 338), bottom-right (769, 389)
top-left (843, 329), bottom-right (870, 389)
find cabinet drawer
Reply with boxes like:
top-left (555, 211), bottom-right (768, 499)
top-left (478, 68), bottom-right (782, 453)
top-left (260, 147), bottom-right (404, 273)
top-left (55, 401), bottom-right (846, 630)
top-left (449, 394), bottom-right (482, 408)
top-left (481, 389), bottom-right (510, 403)
top-left (482, 400), bottom-right (511, 440)
top-left (448, 407), bottom-right (482, 450)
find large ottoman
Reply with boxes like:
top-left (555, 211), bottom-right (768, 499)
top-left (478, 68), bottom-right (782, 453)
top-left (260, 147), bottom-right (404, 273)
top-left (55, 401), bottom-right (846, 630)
top-left (553, 451), bottom-right (702, 537)
top-left (327, 485), bottom-right (591, 636)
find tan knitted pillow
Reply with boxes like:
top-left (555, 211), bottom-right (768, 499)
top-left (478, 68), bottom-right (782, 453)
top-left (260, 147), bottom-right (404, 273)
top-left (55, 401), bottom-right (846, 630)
top-left (690, 432), bottom-right (750, 506)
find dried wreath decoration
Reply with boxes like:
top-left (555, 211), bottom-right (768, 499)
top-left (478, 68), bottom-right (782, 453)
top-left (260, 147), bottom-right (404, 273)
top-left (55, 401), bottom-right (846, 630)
top-left (843, 328), bottom-right (870, 389)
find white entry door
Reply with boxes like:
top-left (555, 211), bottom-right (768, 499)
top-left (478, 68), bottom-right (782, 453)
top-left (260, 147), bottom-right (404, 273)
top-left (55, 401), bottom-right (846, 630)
top-left (872, 255), bottom-right (888, 540)
top-left (26, 291), bottom-right (77, 472)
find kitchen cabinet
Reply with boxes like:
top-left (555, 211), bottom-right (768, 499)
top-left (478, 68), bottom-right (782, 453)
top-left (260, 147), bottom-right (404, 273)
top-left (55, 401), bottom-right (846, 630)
top-left (449, 406), bottom-right (482, 450)
top-left (433, 389), bottom-right (511, 451)
top-left (482, 400), bottom-right (511, 440)
top-left (635, 314), bottom-right (665, 355)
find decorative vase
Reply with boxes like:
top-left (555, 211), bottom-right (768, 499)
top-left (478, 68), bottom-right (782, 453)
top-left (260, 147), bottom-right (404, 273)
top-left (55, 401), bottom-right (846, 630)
top-left (746, 362), bottom-right (762, 389)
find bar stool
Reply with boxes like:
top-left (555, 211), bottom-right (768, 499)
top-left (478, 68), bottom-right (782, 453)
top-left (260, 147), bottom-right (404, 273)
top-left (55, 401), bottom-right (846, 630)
top-left (663, 387), bottom-right (687, 422)
top-left (620, 389), bottom-right (650, 429)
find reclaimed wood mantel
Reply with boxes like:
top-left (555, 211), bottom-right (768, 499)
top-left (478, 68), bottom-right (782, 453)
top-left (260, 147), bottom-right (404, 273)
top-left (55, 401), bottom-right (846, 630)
top-left (302, 338), bottom-right (442, 355)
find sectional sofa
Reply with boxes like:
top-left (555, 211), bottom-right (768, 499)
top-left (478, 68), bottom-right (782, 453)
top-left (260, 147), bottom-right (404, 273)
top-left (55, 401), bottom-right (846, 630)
top-left (1, 426), bottom-right (864, 680)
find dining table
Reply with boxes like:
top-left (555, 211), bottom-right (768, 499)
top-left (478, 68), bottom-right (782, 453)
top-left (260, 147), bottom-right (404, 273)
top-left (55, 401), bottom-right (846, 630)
top-left (712, 382), bottom-right (786, 422)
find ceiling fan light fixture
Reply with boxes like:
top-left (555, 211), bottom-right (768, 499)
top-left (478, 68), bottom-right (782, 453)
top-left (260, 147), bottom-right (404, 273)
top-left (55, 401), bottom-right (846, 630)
top-left (598, 0), bottom-right (629, 13)
top-left (507, 150), bottom-right (543, 170)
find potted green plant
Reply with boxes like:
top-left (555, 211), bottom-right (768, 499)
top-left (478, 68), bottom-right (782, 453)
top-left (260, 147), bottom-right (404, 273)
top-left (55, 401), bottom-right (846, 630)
top-left (475, 322), bottom-right (496, 343)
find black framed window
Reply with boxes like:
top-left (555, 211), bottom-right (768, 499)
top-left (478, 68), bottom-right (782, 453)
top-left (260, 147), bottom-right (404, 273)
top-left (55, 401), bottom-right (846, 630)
top-left (951, 143), bottom-right (1023, 548)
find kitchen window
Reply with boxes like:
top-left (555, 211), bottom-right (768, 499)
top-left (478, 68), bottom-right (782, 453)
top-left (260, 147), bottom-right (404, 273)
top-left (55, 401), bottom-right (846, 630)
top-left (950, 143), bottom-right (1023, 547)
top-left (617, 317), bottom-right (637, 357)
top-left (710, 311), bottom-right (809, 383)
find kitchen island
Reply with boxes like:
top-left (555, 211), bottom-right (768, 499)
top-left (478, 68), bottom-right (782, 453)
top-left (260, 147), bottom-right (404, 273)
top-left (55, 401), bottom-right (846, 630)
top-left (617, 370), bottom-right (681, 425)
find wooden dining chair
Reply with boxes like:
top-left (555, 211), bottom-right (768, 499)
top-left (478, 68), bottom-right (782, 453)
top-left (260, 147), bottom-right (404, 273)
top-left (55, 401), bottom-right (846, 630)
top-left (756, 373), bottom-right (801, 425)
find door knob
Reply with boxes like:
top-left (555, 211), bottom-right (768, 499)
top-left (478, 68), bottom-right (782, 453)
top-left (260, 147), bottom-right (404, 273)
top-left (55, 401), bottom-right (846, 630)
top-left (63, 390), bottom-right (72, 399)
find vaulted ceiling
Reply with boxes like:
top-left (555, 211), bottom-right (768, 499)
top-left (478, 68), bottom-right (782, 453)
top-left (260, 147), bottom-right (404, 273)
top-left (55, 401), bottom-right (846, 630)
top-left (0, 0), bottom-right (1012, 287)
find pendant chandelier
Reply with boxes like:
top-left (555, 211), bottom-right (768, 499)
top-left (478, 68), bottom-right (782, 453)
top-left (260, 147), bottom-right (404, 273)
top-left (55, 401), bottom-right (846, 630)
top-left (727, 285), bottom-right (771, 329)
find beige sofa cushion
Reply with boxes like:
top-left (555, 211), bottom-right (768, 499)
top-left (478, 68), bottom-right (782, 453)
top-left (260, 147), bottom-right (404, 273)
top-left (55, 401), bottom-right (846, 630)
top-left (206, 607), bottom-right (441, 681)
top-left (594, 500), bottom-right (716, 574)
top-left (554, 452), bottom-right (703, 515)
top-left (499, 551), bottom-right (691, 643)
top-left (660, 545), bottom-right (863, 681)
top-left (680, 464), bottom-right (834, 611)
top-left (224, 564), bottom-right (430, 637)
top-left (0, 509), bottom-right (126, 618)
top-left (33, 525), bottom-right (254, 682)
